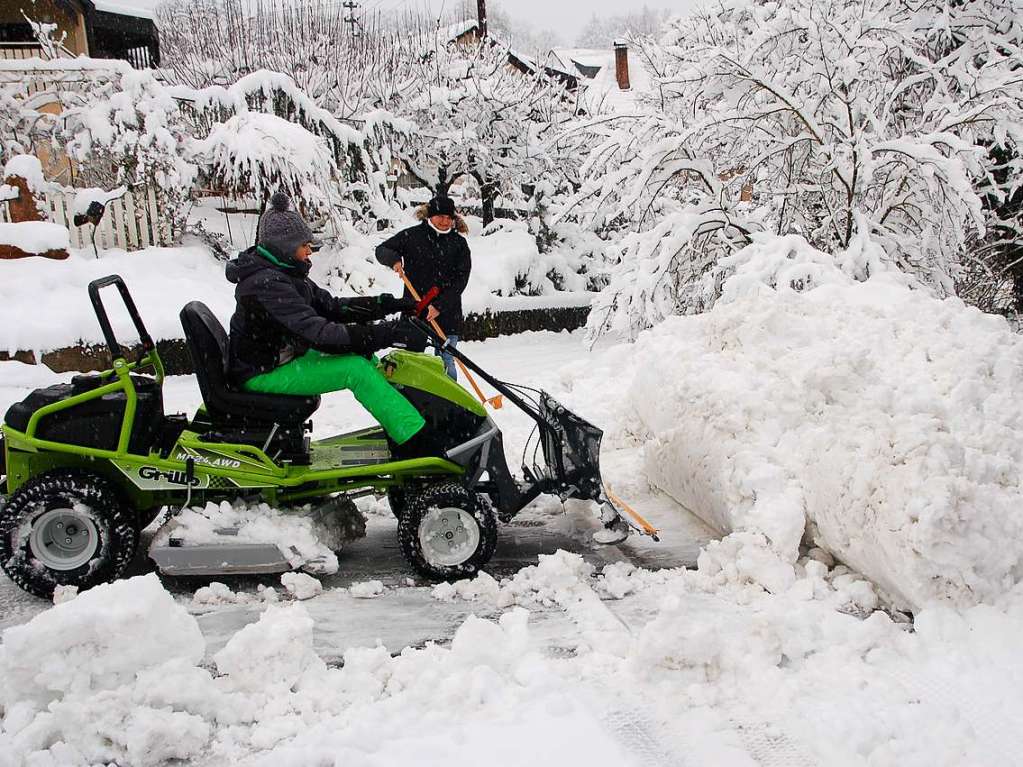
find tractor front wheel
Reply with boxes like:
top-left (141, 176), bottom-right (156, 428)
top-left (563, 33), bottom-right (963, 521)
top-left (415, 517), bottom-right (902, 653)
top-left (397, 482), bottom-right (497, 580)
top-left (0, 469), bottom-right (138, 599)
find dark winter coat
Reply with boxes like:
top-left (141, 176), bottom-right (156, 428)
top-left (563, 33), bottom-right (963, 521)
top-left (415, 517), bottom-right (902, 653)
top-left (226, 246), bottom-right (393, 383)
top-left (375, 219), bottom-right (472, 334)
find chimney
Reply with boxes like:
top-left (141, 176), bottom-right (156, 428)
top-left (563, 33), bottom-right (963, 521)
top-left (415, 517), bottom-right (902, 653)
top-left (613, 40), bottom-right (630, 91)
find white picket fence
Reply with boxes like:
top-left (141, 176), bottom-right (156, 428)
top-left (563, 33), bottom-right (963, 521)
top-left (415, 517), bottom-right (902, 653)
top-left (0, 187), bottom-right (172, 251)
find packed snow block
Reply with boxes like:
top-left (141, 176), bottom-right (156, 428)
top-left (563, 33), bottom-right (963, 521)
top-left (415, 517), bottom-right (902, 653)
top-left (0, 573), bottom-right (205, 709)
top-left (629, 235), bottom-right (1023, 611)
top-left (0, 221), bottom-right (70, 260)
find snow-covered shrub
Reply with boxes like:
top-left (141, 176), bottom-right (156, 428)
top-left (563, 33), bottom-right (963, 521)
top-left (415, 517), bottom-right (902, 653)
top-left (175, 70), bottom-right (406, 231)
top-left (580, 0), bottom-right (1023, 337)
top-left (62, 66), bottom-right (198, 241)
top-left (191, 112), bottom-right (338, 214)
top-left (381, 38), bottom-right (579, 226)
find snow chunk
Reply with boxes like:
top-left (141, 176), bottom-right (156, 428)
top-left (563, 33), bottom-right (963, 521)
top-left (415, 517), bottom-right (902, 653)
top-left (2, 154), bottom-right (45, 191)
top-left (697, 533), bottom-right (797, 595)
top-left (431, 551), bottom-right (594, 610)
top-left (192, 581), bottom-right (280, 607)
top-left (348, 579), bottom-right (384, 599)
top-left (214, 604), bottom-right (323, 692)
top-left (0, 222), bottom-right (70, 254)
top-left (51, 584), bottom-right (78, 605)
top-left (282, 571), bottom-right (324, 600)
top-left (0, 574), bottom-right (204, 709)
top-left (449, 608), bottom-right (532, 672)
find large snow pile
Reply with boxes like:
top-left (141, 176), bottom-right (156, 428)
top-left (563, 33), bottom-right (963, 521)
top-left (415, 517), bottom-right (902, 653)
top-left (0, 575), bottom-right (210, 765)
top-left (616, 234), bottom-right (1023, 611)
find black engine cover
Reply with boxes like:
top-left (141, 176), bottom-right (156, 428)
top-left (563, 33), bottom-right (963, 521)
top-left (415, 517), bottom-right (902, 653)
top-left (4, 375), bottom-right (164, 455)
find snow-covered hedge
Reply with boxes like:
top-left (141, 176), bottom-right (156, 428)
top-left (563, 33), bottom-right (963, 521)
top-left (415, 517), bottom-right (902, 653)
top-left (618, 234), bottom-right (1023, 611)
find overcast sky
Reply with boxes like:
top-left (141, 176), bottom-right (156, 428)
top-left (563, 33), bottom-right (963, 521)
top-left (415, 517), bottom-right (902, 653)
top-left (370, 0), bottom-right (699, 45)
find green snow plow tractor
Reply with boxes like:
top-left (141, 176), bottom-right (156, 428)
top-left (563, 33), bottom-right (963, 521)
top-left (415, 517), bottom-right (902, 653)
top-left (0, 275), bottom-right (650, 599)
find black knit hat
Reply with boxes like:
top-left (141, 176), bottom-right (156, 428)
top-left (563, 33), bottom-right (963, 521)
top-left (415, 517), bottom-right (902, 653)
top-left (426, 195), bottom-right (456, 217)
top-left (257, 192), bottom-right (316, 260)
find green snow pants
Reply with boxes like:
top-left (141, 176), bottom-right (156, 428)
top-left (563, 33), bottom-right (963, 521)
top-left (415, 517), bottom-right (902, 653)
top-left (243, 350), bottom-right (425, 444)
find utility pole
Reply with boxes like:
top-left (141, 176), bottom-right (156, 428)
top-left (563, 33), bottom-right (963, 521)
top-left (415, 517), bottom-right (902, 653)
top-left (477, 0), bottom-right (487, 39)
top-left (343, 0), bottom-right (360, 37)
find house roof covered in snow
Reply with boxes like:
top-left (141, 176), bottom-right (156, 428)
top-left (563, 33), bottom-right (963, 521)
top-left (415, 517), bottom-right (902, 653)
top-left (549, 47), bottom-right (653, 112)
top-left (447, 21), bottom-right (580, 91)
top-left (90, 0), bottom-right (161, 20)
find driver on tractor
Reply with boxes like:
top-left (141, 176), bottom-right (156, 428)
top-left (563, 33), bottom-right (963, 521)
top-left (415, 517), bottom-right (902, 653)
top-left (226, 192), bottom-right (433, 456)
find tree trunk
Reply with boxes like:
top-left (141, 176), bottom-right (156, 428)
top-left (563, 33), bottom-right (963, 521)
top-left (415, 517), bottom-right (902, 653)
top-left (480, 180), bottom-right (496, 227)
top-left (435, 166), bottom-right (452, 197)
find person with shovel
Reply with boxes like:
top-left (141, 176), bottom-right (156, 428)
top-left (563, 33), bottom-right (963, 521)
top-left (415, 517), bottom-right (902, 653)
top-left (375, 195), bottom-right (471, 381)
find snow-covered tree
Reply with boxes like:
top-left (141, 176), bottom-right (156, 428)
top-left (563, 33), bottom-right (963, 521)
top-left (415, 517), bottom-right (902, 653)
top-left (385, 38), bottom-right (578, 226)
top-left (61, 66), bottom-right (198, 241)
top-left (577, 0), bottom-right (1023, 337)
top-left (156, 0), bottom-right (434, 122)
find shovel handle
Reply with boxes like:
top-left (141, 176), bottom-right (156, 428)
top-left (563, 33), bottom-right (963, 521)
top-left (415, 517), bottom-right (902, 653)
top-left (395, 264), bottom-right (493, 406)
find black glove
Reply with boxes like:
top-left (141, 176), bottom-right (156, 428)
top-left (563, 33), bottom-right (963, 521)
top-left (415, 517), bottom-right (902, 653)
top-left (378, 293), bottom-right (417, 315)
top-left (368, 318), bottom-right (429, 353)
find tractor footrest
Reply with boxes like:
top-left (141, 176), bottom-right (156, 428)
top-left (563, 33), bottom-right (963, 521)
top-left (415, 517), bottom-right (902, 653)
top-left (150, 542), bottom-right (292, 576)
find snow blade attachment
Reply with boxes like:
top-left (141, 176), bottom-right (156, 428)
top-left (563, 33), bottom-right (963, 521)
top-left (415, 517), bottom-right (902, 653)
top-left (531, 393), bottom-right (606, 503)
top-left (530, 394), bottom-right (658, 542)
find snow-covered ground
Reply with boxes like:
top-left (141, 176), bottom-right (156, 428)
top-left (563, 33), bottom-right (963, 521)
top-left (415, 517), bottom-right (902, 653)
top-left (4, 312), bottom-right (1023, 764)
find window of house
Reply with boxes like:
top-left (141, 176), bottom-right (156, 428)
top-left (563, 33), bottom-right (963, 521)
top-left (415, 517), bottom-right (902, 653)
top-left (0, 23), bottom-right (36, 43)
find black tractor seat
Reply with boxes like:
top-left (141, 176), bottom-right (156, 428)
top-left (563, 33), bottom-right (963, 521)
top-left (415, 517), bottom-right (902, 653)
top-left (179, 302), bottom-right (319, 461)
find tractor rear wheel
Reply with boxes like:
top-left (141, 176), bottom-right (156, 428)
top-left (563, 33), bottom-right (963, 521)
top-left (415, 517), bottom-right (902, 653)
top-left (0, 469), bottom-right (138, 599)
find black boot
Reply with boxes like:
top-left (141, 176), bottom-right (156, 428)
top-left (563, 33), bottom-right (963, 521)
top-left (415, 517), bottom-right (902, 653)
top-left (391, 426), bottom-right (441, 459)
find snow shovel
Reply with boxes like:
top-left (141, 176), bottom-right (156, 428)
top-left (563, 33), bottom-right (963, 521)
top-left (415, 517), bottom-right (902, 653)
top-left (396, 265), bottom-right (503, 410)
